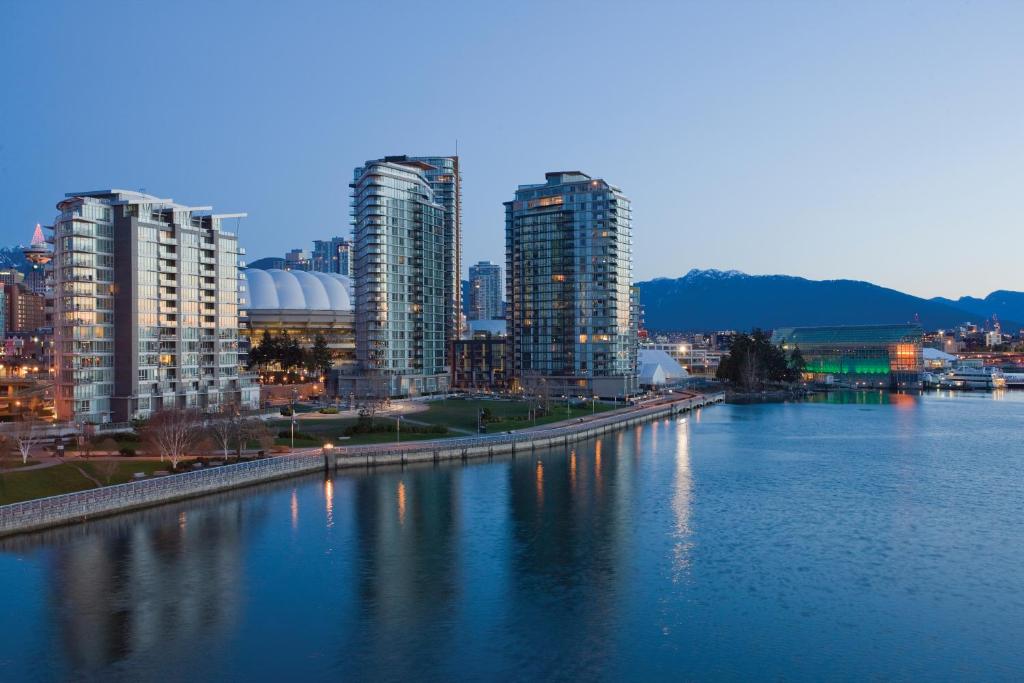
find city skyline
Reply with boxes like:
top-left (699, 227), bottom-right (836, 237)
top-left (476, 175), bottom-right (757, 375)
top-left (2, 2), bottom-right (1023, 300)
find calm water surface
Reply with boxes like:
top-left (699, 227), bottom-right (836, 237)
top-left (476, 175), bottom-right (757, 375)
top-left (1, 391), bottom-right (1023, 681)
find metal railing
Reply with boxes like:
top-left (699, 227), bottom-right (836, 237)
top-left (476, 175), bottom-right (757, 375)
top-left (0, 453), bottom-right (321, 536)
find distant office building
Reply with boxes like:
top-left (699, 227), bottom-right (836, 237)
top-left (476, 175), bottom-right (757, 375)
top-left (311, 237), bottom-right (352, 277)
top-left (4, 284), bottom-right (45, 333)
top-left (641, 339), bottom-right (723, 377)
top-left (53, 189), bottom-right (258, 423)
top-left (284, 248), bottom-right (310, 271)
top-left (468, 261), bottom-right (502, 320)
top-left (0, 289), bottom-right (5, 335)
top-left (0, 269), bottom-right (24, 287)
top-left (23, 268), bottom-right (47, 295)
top-left (505, 171), bottom-right (637, 398)
top-left (771, 324), bottom-right (924, 389)
top-left (349, 157), bottom-right (449, 396)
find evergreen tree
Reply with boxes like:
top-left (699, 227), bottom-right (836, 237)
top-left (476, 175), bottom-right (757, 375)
top-left (307, 334), bottom-right (332, 378)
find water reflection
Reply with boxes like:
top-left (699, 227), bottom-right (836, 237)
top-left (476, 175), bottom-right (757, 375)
top-left (3, 395), bottom-right (1020, 681)
top-left (324, 479), bottom-right (334, 528)
top-left (290, 488), bottom-right (299, 530)
top-left (14, 499), bottom-right (260, 678)
top-left (672, 418), bottom-right (694, 576)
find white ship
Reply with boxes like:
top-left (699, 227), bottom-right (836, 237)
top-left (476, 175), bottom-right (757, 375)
top-left (941, 365), bottom-right (1007, 390)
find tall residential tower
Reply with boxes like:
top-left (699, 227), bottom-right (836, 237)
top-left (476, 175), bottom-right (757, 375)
top-left (350, 157), bottom-right (450, 396)
top-left (505, 172), bottom-right (637, 398)
top-left (52, 190), bottom-right (258, 423)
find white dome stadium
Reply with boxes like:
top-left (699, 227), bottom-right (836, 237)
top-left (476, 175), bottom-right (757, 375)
top-left (242, 269), bottom-right (352, 311)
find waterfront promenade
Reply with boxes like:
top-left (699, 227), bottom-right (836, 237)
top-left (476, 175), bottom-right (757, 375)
top-left (0, 392), bottom-right (723, 537)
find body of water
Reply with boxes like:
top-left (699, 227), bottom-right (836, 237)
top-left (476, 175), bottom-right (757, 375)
top-left (1, 391), bottom-right (1022, 681)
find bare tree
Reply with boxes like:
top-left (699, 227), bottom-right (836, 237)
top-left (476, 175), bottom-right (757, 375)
top-left (140, 409), bottom-right (202, 470)
top-left (206, 402), bottom-right (240, 460)
top-left (97, 459), bottom-right (120, 485)
top-left (236, 418), bottom-right (273, 459)
top-left (12, 418), bottom-right (43, 465)
top-left (355, 375), bottom-right (390, 429)
top-left (520, 371), bottom-right (551, 418)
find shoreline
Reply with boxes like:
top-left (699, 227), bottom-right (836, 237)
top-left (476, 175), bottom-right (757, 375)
top-left (0, 392), bottom-right (724, 538)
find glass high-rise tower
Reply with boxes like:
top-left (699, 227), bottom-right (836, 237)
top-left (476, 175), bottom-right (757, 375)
top-left (505, 171), bottom-right (637, 398)
top-left (350, 157), bottom-right (449, 396)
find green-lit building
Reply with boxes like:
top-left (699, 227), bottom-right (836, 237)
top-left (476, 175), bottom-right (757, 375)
top-left (771, 324), bottom-right (924, 389)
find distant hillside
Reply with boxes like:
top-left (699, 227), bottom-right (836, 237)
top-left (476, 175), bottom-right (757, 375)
top-left (931, 291), bottom-right (1024, 327)
top-left (0, 246), bottom-right (29, 271)
top-left (638, 269), bottom-right (1019, 332)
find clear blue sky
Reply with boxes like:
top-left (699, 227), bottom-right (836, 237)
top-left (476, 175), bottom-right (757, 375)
top-left (2, 1), bottom-right (1022, 299)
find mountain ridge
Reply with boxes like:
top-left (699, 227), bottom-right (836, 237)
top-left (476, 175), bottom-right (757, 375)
top-left (638, 269), bottom-right (1021, 332)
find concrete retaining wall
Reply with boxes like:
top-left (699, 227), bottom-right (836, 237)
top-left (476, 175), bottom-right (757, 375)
top-left (0, 392), bottom-right (723, 538)
top-left (0, 454), bottom-right (324, 537)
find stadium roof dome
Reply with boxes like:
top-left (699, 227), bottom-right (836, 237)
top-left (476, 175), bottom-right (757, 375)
top-left (241, 269), bottom-right (352, 312)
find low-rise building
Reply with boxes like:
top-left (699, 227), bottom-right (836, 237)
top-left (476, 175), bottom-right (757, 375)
top-left (451, 334), bottom-right (508, 391)
top-left (772, 324), bottom-right (924, 389)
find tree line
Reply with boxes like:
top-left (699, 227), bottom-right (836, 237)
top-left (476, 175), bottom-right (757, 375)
top-left (715, 329), bottom-right (806, 390)
top-left (247, 331), bottom-right (332, 381)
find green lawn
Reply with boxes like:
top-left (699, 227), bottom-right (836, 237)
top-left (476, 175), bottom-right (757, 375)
top-left (266, 398), bottom-right (617, 446)
top-left (268, 416), bottom-right (450, 447)
top-left (413, 398), bottom-right (615, 432)
top-left (0, 460), bottom-right (176, 505)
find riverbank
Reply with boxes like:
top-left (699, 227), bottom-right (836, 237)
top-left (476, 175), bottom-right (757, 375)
top-left (0, 392), bottom-right (723, 537)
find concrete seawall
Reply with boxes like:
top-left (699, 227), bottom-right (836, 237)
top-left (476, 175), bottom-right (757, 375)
top-left (0, 392), bottom-right (723, 538)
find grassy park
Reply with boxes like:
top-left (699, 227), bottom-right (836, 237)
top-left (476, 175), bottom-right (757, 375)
top-left (268, 397), bottom-right (616, 447)
top-left (0, 460), bottom-right (176, 505)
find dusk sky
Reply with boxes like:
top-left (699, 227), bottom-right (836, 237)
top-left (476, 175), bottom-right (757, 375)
top-left (2, 1), bottom-right (1021, 299)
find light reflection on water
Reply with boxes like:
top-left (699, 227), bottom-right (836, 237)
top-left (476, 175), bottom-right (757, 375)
top-left (1, 391), bottom-right (1023, 681)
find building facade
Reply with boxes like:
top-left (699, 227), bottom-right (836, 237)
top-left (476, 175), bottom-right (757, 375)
top-left (451, 334), bottom-right (508, 391)
top-left (349, 158), bottom-right (449, 396)
top-left (468, 260), bottom-right (502, 320)
top-left (311, 237), bottom-right (352, 276)
top-left (406, 156), bottom-right (461, 348)
top-left (771, 324), bottom-right (924, 389)
top-left (505, 171), bottom-right (637, 398)
top-left (4, 283), bottom-right (46, 333)
top-left (52, 189), bottom-right (258, 423)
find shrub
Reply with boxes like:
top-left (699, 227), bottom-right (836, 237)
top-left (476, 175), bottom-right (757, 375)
top-left (277, 429), bottom-right (317, 441)
top-left (118, 447), bottom-right (137, 457)
top-left (318, 407), bottom-right (339, 414)
top-left (279, 406), bottom-right (294, 417)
